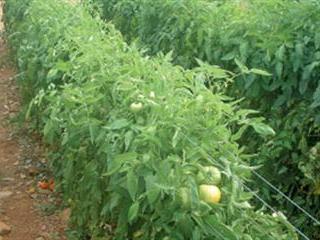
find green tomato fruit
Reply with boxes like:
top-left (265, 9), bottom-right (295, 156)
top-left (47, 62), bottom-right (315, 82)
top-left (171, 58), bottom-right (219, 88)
top-left (130, 102), bottom-right (143, 112)
top-left (199, 184), bottom-right (221, 204)
top-left (149, 91), bottom-right (156, 98)
top-left (197, 166), bottom-right (221, 185)
top-left (178, 187), bottom-right (192, 209)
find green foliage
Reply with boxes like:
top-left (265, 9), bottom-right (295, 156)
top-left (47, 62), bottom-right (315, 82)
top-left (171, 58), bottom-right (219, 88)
top-left (92, 0), bottom-right (320, 236)
top-left (4, 0), bottom-right (298, 239)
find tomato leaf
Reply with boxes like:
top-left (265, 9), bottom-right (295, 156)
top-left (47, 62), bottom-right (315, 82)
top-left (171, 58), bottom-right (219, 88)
top-left (203, 215), bottom-right (239, 240)
top-left (128, 202), bottom-right (139, 223)
top-left (250, 121), bottom-right (275, 137)
top-left (127, 170), bottom-right (138, 200)
top-left (250, 68), bottom-right (272, 76)
top-left (145, 175), bottom-right (161, 205)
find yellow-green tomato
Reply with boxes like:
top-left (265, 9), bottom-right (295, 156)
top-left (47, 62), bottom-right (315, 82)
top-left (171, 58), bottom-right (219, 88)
top-left (199, 184), bottom-right (221, 204)
top-left (197, 166), bottom-right (221, 185)
top-left (130, 102), bottom-right (143, 112)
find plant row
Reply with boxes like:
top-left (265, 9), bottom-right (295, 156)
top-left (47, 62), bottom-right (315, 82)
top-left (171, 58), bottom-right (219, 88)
top-left (89, 0), bottom-right (320, 236)
top-left (4, 0), bottom-right (297, 239)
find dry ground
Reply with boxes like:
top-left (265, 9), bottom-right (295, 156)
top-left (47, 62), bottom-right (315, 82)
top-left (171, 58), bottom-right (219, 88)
top-left (0, 1), bottom-right (67, 239)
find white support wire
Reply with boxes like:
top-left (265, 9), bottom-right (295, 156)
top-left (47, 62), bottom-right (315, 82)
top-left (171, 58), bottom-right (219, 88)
top-left (252, 170), bottom-right (320, 226)
top-left (240, 183), bottom-right (310, 240)
top-left (179, 128), bottom-right (320, 225)
top-left (177, 129), bottom-right (315, 240)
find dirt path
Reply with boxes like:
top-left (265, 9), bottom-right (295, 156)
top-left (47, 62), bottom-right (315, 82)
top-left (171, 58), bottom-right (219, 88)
top-left (0, 1), bottom-right (67, 239)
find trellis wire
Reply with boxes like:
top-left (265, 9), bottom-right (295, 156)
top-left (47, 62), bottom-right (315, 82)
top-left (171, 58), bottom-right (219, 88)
top-left (241, 183), bottom-right (310, 240)
top-left (252, 170), bottom-right (320, 226)
top-left (177, 129), bottom-right (314, 240)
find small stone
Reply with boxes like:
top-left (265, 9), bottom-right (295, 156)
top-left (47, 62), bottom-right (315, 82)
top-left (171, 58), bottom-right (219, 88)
top-left (25, 159), bottom-right (32, 164)
top-left (26, 180), bottom-right (33, 186)
top-left (35, 237), bottom-right (44, 240)
top-left (20, 173), bottom-right (26, 179)
top-left (0, 191), bottom-right (13, 200)
top-left (0, 221), bottom-right (11, 236)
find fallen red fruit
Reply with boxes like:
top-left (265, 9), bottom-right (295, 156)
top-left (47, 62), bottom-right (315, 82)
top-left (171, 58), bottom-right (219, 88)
top-left (38, 181), bottom-right (49, 190)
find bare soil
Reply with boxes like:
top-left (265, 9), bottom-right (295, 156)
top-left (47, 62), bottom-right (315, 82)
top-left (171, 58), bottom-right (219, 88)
top-left (0, 1), bottom-right (67, 239)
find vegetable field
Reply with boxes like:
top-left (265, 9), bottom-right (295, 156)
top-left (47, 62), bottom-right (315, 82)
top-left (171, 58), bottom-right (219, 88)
top-left (2, 0), bottom-right (320, 239)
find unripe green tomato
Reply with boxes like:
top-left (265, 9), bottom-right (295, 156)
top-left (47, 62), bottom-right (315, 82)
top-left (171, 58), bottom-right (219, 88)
top-left (149, 91), bottom-right (156, 98)
top-left (130, 102), bottom-right (143, 112)
top-left (199, 184), bottom-right (221, 204)
top-left (197, 166), bottom-right (221, 185)
top-left (177, 187), bottom-right (192, 209)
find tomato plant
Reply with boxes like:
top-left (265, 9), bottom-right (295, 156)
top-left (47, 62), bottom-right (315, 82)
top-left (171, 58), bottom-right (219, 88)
top-left (91, 0), bottom-right (320, 236)
top-left (4, 0), bottom-right (298, 239)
